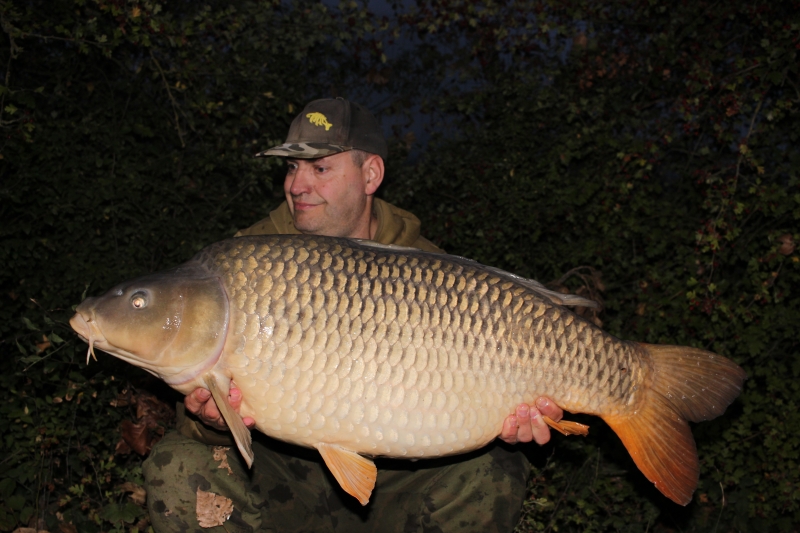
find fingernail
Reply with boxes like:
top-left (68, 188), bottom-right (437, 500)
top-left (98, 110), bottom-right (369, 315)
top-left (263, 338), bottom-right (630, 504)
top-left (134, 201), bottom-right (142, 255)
top-left (536, 397), bottom-right (548, 409)
top-left (517, 404), bottom-right (529, 417)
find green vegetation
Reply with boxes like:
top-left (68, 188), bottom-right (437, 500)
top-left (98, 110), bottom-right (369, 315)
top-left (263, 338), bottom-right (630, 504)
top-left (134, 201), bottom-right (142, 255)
top-left (1, 1), bottom-right (798, 531)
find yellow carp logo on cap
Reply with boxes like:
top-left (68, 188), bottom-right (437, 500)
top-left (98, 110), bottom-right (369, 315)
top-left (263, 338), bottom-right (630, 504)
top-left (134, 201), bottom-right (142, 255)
top-left (306, 112), bottom-right (332, 131)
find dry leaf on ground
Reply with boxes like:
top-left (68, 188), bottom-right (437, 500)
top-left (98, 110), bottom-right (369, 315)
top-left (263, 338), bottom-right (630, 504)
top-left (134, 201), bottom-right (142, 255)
top-left (113, 388), bottom-right (175, 456)
top-left (196, 488), bottom-right (234, 528)
top-left (119, 481), bottom-right (148, 506)
top-left (213, 446), bottom-right (234, 475)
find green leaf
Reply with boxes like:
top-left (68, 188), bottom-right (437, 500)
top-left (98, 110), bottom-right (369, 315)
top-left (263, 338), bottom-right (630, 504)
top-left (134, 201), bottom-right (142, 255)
top-left (15, 340), bottom-right (27, 356)
top-left (0, 508), bottom-right (17, 531)
top-left (6, 495), bottom-right (24, 511)
top-left (19, 506), bottom-right (34, 525)
top-left (0, 478), bottom-right (15, 498)
top-left (100, 502), bottom-right (142, 524)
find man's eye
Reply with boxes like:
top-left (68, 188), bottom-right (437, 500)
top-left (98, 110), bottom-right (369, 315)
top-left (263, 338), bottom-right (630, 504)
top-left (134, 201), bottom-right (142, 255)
top-left (315, 166), bottom-right (326, 172)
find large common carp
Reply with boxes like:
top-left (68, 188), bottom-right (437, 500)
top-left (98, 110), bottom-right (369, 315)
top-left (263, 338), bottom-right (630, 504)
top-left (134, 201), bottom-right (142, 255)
top-left (70, 235), bottom-right (745, 506)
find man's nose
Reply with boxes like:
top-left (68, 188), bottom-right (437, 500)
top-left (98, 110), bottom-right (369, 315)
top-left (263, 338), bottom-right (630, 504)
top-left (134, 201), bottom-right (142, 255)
top-left (287, 166), bottom-right (312, 195)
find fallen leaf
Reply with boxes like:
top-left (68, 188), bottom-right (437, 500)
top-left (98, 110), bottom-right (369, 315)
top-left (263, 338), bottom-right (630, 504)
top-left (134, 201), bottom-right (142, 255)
top-left (120, 420), bottom-right (150, 455)
top-left (119, 481), bottom-right (147, 506)
top-left (115, 438), bottom-right (133, 455)
top-left (777, 233), bottom-right (795, 256)
top-left (196, 488), bottom-right (234, 528)
top-left (213, 446), bottom-right (234, 476)
top-left (114, 389), bottom-right (175, 456)
top-left (35, 334), bottom-right (51, 352)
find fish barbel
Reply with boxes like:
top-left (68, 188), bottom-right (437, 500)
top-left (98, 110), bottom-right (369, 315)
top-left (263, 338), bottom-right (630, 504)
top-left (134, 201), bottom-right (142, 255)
top-left (69, 235), bottom-right (745, 506)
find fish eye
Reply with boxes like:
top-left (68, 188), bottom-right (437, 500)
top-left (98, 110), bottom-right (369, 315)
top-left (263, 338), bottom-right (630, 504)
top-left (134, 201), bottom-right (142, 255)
top-left (130, 292), bottom-right (148, 309)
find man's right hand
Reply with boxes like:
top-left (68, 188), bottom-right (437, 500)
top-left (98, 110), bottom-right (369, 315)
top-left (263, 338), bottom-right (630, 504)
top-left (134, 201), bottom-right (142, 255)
top-left (184, 385), bottom-right (256, 431)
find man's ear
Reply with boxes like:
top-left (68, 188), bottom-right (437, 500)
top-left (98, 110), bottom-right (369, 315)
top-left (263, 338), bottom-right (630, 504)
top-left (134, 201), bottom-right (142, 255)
top-left (362, 154), bottom-right (385, 195)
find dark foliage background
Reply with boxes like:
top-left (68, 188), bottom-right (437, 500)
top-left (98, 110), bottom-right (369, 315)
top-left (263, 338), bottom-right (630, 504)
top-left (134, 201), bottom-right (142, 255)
top-left (1, 1), bottom-right (798, 531)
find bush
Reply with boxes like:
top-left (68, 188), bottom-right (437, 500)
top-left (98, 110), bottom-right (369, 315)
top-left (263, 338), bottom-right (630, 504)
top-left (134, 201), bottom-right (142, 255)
top-left (2, 0), bottom-right (798, 531)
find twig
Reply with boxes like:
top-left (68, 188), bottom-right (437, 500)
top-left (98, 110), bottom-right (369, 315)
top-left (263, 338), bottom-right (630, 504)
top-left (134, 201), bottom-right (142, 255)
top-left (733, 99), bottom-right (763, 186)
top-left (588, 487), bottom-right (618, 531)
top-left (544, 454), bottom-right (594, 533)
top-left (14, 31), bottom-right (105, 49)
top-left (22, 342), bottom-right (71, 372)
top-left (555, 265), bottom-right (599, 286)
top-left (0, 11), bottom-right (21, 128)
top-left (704, 98), bottom-right (764, 287)
top-left (149, 49), bottom-right (186, 148)
top-left (711, 481), bottom-right (726, 533)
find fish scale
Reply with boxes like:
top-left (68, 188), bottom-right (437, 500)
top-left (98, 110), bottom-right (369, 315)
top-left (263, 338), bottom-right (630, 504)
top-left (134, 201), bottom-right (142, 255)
top-left (198, 236), bottom-right (638, 458)
top-left (71, 233), bottom-right (745, 506)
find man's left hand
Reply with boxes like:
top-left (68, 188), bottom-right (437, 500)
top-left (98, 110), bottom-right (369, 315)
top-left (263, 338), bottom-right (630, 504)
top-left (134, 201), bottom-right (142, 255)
top-left (500, 397), bottom-right (563, 445)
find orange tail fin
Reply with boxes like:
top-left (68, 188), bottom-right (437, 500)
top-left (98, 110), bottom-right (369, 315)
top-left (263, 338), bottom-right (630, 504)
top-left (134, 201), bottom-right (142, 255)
top-left (602, 344), bottom-right (746, 505)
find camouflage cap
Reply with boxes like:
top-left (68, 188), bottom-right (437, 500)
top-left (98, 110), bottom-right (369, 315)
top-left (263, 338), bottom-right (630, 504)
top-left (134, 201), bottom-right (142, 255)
top-left (256, 98), bottom-right (388, 160)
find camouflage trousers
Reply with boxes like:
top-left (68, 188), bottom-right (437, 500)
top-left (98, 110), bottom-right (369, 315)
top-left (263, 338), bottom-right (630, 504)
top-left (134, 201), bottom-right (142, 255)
top-left (143, 430), bottom-right (531, 533)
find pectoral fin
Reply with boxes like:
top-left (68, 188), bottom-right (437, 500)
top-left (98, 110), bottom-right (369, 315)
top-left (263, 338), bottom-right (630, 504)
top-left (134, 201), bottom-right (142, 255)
top-left (542, 415), bottom-right (589, 436)
top-left (316, 443), bottom-right (377, 506)
top-left (205, 374), bottom-right (254, 468)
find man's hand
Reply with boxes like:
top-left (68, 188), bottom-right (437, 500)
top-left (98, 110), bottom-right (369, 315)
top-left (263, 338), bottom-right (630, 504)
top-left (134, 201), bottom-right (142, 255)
top-left (500, 397), bottom-right (563, 445)
top-left (185, 384), bottom-right (256, 431)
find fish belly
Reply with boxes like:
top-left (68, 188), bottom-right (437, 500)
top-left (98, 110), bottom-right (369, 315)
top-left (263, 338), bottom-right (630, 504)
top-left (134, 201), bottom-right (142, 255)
top-left (203, 235), bottom-right (643, 459)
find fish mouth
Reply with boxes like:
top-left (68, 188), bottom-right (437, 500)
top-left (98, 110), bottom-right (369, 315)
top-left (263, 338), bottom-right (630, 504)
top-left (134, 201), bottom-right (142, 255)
top-left (68, 309), bottom-right (177, 381)
top-left (69, 312), bottom-right (105, 364)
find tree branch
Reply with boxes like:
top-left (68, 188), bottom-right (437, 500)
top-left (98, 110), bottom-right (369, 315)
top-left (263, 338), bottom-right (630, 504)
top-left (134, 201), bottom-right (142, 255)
top-left (149, 49), bottom-right (186, 148)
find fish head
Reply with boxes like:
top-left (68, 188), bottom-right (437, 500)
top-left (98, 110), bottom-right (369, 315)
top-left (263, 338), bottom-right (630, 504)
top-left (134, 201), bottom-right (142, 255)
top-left (70, 265), bottom-right (229, 388)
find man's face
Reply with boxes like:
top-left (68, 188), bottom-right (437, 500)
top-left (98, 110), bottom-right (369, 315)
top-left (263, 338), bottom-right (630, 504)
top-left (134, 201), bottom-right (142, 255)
top-left (283, 152), bottom-right (374, 239)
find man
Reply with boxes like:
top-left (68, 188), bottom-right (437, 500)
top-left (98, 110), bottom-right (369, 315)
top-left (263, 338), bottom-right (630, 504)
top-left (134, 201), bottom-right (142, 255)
top-left (143, 98), bottom-right (563, 533)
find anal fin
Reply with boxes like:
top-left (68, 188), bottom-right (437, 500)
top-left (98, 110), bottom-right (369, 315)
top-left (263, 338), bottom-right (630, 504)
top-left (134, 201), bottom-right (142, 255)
top-left (205, 374), bottom-right (254, 468)
top-left (542, 415), bottom-right (589, 436)
top-left (316, 443), bottom-right (377, 506)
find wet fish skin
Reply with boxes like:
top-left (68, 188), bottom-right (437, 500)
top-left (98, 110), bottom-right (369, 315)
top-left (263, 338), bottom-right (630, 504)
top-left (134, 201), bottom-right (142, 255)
top-left (70, 234), bottom-right (746, 506)
top-left (201, 236), bottom-right (638, 452)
